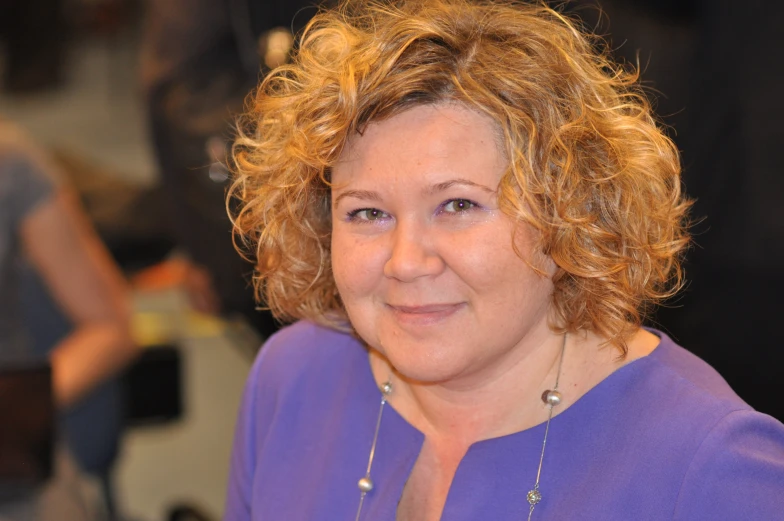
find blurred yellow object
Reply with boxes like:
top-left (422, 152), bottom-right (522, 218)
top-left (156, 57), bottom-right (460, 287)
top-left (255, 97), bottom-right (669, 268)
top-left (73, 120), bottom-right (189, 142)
top-left (131, 310), bottom-right (226, 347)
top-left (131, 285), bottom-right (264, 358)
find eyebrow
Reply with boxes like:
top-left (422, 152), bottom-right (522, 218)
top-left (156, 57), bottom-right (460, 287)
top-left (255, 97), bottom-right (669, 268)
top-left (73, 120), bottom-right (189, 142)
top-left (333, 189), bottom-right (382, 209)
top-left (426, 178), bottom-right (496, 195)
top-left (333, 178), bottom-right (496, 208)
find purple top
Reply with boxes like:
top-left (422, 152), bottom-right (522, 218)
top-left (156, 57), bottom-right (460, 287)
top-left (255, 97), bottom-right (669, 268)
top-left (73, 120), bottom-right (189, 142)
top-left (224, 321), bottom-right (784, 520)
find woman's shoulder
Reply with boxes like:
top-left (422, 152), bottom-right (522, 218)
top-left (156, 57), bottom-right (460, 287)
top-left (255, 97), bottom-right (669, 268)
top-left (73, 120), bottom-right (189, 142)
top-left (576, 330), bottom-right (777, 452)
top-left (642, 330), bottom-right (753, 414)
top-left (671, 407), bottom-right (784, 520)
top-left (0, 123), bottom-right (62, 223)
top-left (638, 330), bottom-right (784, 442)
top-left (627, 334), bottom-right (784, 489)
top-left (256, 319), bottom-right (363, 366)
top-left (552, 332), bottom-right (784, 519)
top-left (245, 320), bottom-right (369, 400)
top-left (225, 321), bottom-right (373, 517)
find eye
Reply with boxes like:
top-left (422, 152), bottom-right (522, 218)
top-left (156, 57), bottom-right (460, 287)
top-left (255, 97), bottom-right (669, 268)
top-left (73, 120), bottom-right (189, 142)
top-left (346, 208), bottom-right (390, 222)
top-left (441, 198), bottom-right (478, 213)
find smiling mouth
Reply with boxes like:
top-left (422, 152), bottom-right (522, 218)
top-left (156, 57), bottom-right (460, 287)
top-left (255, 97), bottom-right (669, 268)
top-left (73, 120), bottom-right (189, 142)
top-left (386, 303), bottom-right (465, 323)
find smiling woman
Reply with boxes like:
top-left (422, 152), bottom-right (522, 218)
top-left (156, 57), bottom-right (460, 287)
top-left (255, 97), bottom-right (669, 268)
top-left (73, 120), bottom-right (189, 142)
top-left (224, 1), bottom-right (784, 521)
top-left (330, 104), bottom-right (555, 389)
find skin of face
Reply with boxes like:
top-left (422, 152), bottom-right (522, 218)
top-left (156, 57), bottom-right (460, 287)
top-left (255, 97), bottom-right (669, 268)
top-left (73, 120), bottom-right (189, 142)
top-left (330, 103), bottom-right (557, 390)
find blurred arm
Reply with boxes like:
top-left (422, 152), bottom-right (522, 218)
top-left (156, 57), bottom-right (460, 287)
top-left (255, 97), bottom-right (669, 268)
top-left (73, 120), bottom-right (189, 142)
top-left (21, 187), bottom-right (139, 410)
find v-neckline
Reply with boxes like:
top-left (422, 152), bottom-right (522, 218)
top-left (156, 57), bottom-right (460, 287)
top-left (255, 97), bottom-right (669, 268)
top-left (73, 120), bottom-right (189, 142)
top-left (361, 330), bottom-right (664, 445)
top-left (355, 330), bottom-right (668, 521)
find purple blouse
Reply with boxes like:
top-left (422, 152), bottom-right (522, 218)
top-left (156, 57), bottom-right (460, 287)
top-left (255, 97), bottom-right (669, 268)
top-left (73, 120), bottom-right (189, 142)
top-left (224, 321), bottom-right (784, 520)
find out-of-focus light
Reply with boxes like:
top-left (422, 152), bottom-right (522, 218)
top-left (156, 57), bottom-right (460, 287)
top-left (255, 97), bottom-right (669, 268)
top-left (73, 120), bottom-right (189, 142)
top-left (206, 135), bottom-right (229, 183)
top-left (259, 27), bottom-right (294, 70)
top-left (208, 162), bottom-right (229, 183)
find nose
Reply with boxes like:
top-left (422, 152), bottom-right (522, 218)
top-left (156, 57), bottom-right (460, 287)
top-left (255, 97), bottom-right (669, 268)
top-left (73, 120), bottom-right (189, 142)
top-left (383, 222), bottom-right (445, 282)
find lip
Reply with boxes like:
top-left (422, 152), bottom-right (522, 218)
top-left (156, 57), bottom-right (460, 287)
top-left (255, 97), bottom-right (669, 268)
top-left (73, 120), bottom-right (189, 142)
top-left (386, 302), bottom-right (465, 325)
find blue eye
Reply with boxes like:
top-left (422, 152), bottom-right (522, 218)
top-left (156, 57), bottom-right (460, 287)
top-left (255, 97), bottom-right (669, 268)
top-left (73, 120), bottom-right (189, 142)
top-left (442, 199), bottom-right (477, 213)
top-left (346, 208), bottom-right (389, 222)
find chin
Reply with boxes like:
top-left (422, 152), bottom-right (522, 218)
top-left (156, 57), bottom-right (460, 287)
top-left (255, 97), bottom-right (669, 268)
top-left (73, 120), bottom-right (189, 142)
top-left (376, 338), bottom-right (473, 386)
top-left (351, 310), bottom-right (478, 383)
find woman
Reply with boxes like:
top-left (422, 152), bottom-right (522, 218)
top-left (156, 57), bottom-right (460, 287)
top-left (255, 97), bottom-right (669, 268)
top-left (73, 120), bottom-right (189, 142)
top-left (225, 1), bottom-right (784, 520)
top-left (0, 121), bottom-right (138, 520)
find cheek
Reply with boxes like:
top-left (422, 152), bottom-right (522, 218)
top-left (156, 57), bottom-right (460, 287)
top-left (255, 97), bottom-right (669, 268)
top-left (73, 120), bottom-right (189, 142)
top-left (331, 234), bottom-right (355, 296)
top-left (331, 233), bottom-right (387, 348)
top-left (441, 227), bottom-right (522, 287)
top-left (446, 230), bottom-right (552, 307)
top-left (331, 232), bottom-right (385, 300)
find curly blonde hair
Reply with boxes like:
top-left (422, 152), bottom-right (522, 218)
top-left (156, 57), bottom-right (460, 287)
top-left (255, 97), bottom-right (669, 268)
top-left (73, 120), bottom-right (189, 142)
top-left (230, 0), bottom-right (691, 353)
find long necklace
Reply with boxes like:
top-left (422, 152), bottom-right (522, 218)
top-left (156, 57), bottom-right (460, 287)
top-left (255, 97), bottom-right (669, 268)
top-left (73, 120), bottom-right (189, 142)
top-left (354, 379), bottom-right (393, 521)
top-left (527, 333), bottom-right (567, 519)
top-left (354, 335), bottom-right (567, 521)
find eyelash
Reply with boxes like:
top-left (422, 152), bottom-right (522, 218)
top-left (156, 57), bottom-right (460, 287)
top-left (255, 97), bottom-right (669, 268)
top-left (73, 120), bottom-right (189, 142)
top-left (441, 198), bottom-right (478, 213)
top-left (345, 208), bottom-right (390, 222)
top-left (345, 198), bottom-right (480, 223)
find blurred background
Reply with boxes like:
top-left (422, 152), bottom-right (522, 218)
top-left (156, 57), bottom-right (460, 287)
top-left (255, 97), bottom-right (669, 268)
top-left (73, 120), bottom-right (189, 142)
top-left (0, 0), bottom-right (781, 520)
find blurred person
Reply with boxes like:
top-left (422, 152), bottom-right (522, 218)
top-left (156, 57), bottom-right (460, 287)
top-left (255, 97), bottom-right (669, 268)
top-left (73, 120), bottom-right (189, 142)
top-left (0, 120), bottom-right (138, 520)
top-left (223, 1), bottom-right (784, 519)
top-left (140, 0), bottom-right (330, 338)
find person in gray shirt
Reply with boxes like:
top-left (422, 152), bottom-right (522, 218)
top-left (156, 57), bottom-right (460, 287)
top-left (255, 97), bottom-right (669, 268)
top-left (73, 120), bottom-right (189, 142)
top-left (0, 121), bottom-right (139, 520)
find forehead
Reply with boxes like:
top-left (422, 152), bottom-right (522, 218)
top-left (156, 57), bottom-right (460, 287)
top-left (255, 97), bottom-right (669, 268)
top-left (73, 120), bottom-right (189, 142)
top-left (333, 103), bottom-right (507, 185)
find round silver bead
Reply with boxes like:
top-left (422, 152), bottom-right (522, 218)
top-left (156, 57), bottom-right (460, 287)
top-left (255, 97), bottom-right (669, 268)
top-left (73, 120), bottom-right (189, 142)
top-left (357, 476), bottom-right (374, 493)
top-left (380, 382), bottom-right (393, 395)
top-left (541, 390), bottom-right (562, 407)
top-left (527, 489), bottom-right (542, 505)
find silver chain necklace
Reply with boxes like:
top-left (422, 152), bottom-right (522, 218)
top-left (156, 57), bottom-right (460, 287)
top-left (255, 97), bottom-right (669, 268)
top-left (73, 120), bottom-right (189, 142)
top-left (355, 335), bottom-right (567, 521)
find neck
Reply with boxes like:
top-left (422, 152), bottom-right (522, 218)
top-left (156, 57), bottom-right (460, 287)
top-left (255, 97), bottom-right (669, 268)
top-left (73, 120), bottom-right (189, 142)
top-left (370, 330), bottom-right (568, 447)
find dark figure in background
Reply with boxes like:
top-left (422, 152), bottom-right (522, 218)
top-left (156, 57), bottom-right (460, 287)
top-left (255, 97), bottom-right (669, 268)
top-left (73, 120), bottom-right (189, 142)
top-left (569, 0), bottom-right (784, 421)
top-left (0, 0), bottom-right (66, 93)
top-left (140, 0), bottom-right (330, 338)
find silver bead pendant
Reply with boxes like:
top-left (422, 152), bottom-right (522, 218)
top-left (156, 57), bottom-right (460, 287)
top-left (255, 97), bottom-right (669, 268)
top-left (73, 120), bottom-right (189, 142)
top-left (357, 476), bottom-right (374, 493)
top-left (541, 390), bottom-right (562, 407)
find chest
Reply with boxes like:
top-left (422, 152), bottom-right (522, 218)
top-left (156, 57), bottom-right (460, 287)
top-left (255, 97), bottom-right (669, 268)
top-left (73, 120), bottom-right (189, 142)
top-left (248, 402), bottom-right (699, 521)
top-left (395, 441), bottom-right (464, 521)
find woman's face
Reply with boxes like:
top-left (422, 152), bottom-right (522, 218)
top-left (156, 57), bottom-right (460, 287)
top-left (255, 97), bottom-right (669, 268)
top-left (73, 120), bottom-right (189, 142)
top-left (331, 104), bottom-right (555, 387)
